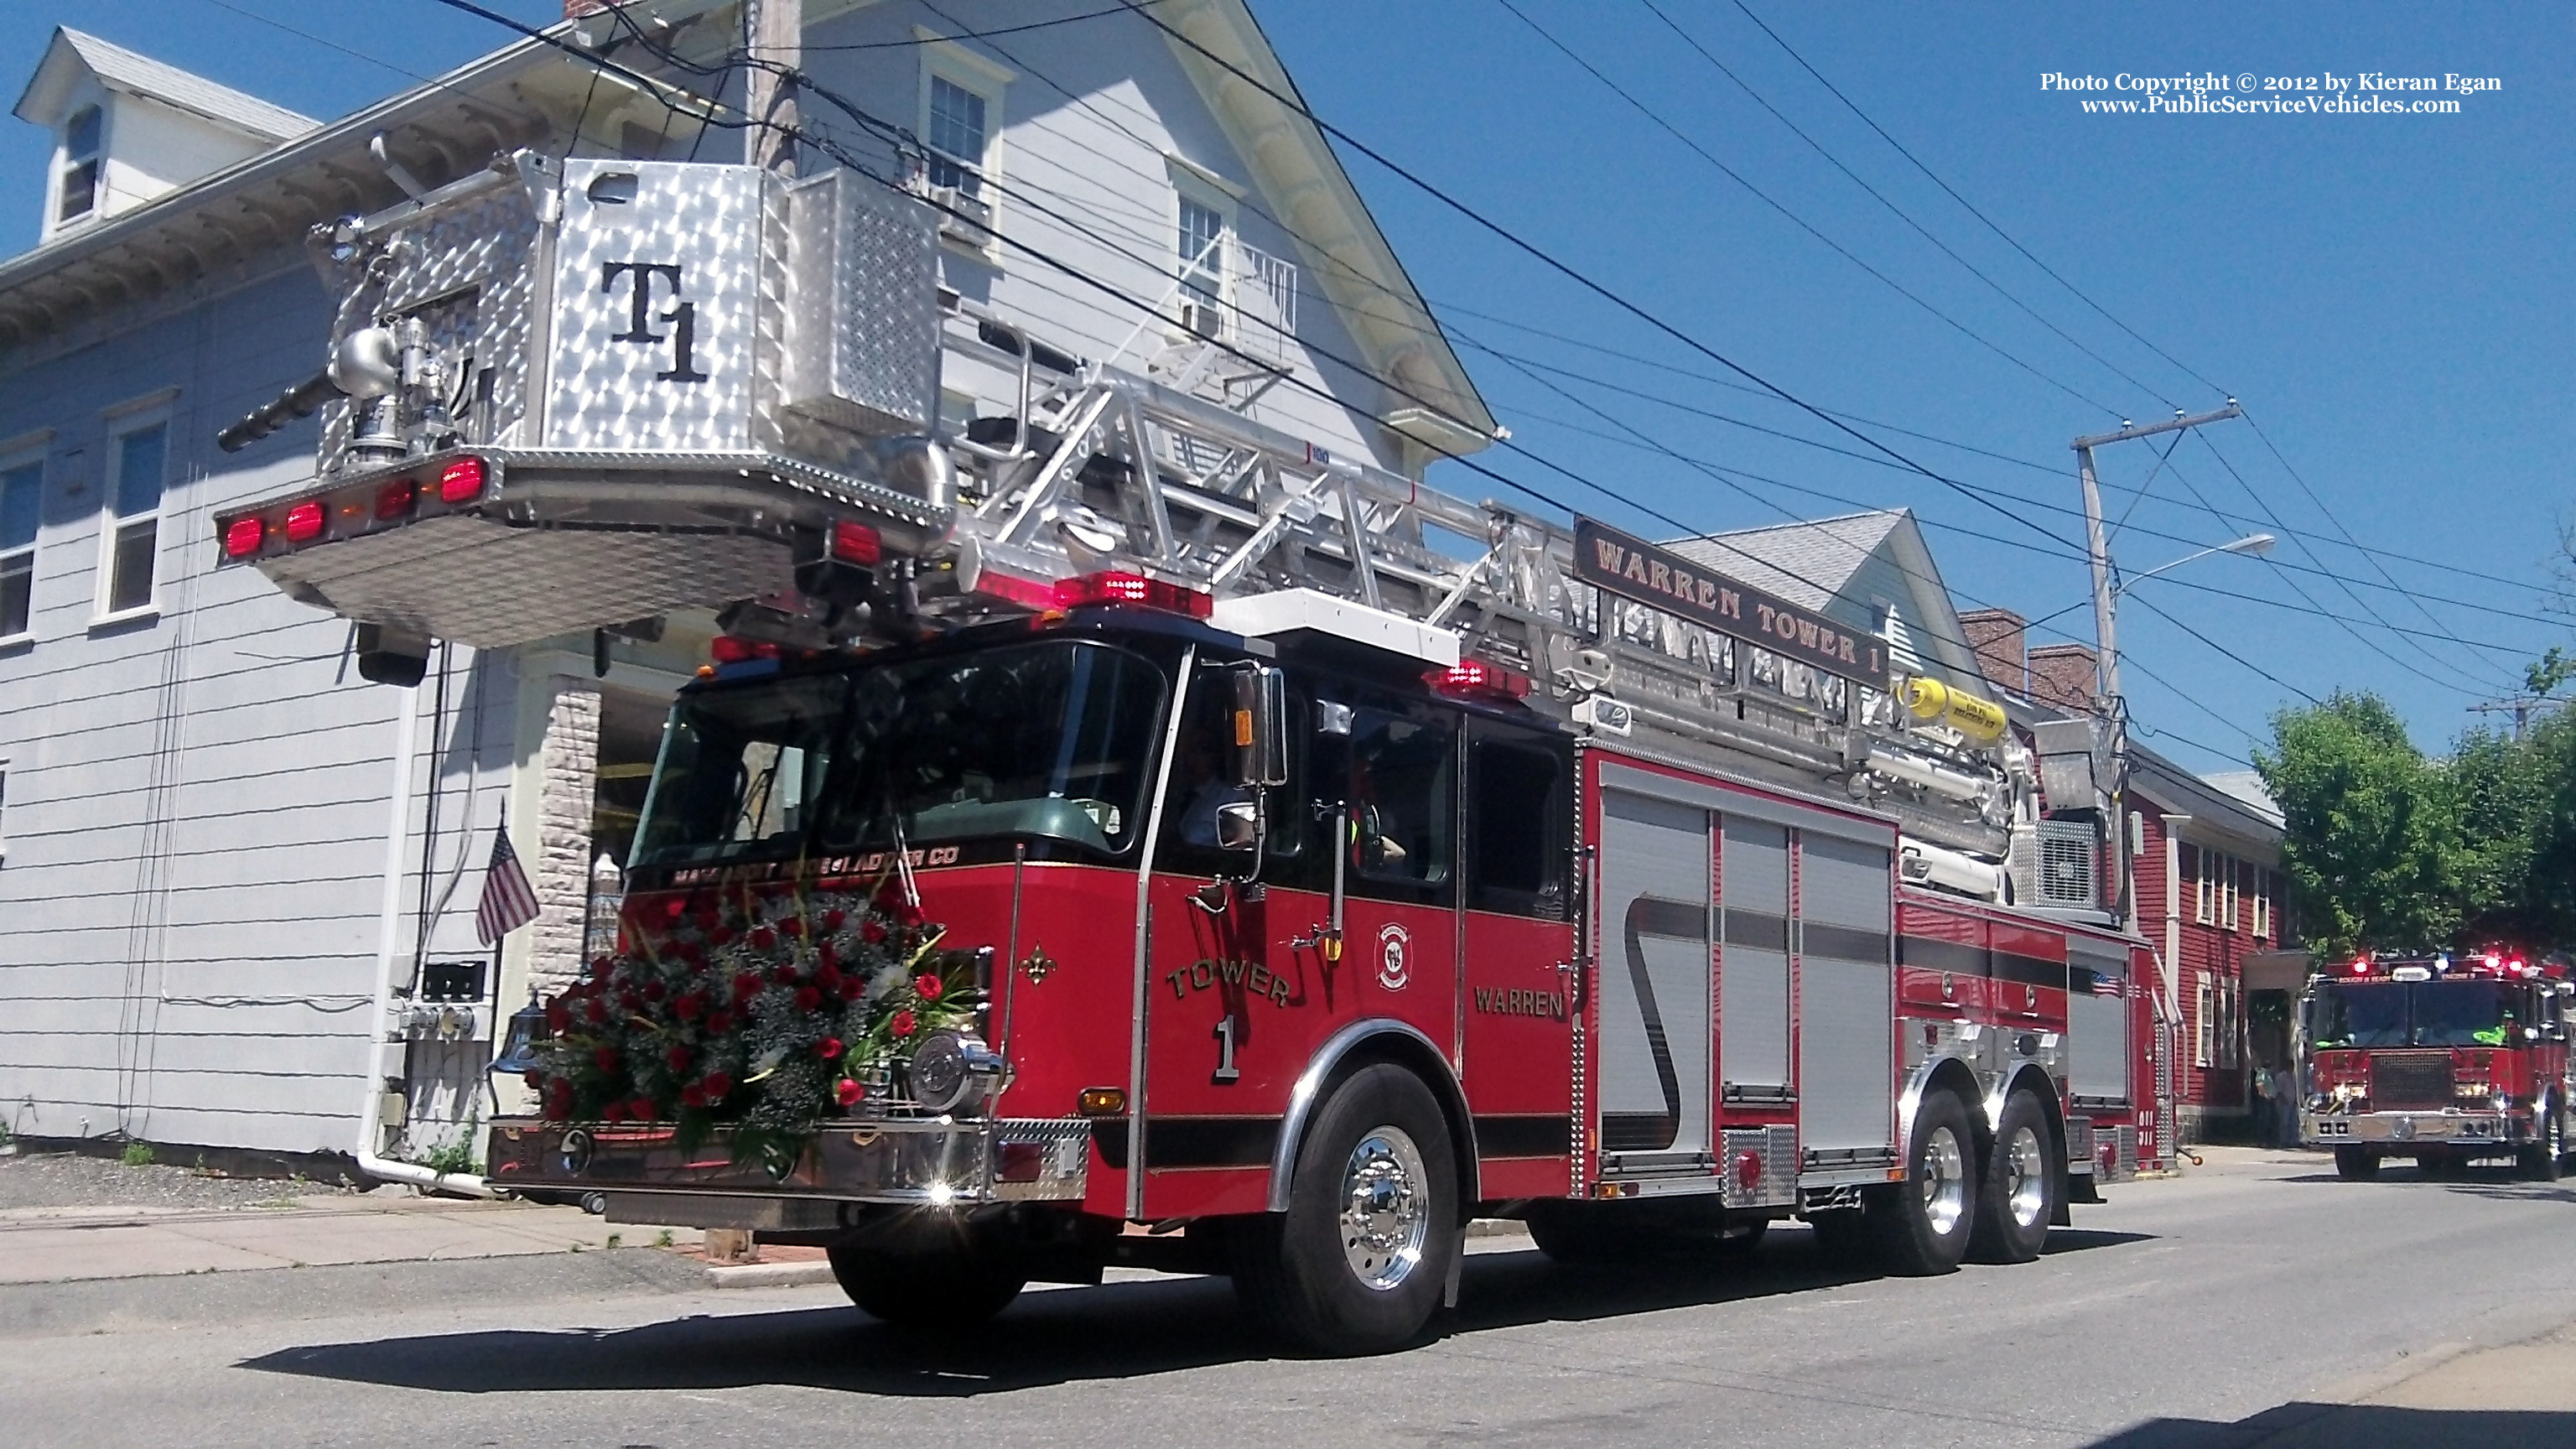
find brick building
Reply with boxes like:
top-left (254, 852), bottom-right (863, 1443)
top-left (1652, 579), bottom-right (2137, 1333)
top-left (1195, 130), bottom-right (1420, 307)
top-left (1959, 610), bottom-right (2298, 1142)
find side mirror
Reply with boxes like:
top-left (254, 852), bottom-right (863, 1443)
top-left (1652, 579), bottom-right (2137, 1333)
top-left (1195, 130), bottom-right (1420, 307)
top-left (1215, 800), bottom-right (1260, 851)
top-left (1230, 663), bottom-right (1289, 788)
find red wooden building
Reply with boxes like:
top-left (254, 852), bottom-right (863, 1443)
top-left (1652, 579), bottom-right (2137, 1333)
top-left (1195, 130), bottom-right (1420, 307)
top-left (1964, 613), bottom-right (2299, 1143)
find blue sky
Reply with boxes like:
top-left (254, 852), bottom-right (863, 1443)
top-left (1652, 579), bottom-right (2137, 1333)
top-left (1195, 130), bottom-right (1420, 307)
top-left (7, 2), bottom-right (2566, 774)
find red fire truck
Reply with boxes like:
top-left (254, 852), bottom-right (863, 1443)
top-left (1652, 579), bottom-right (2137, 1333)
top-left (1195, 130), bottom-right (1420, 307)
top-left (208, 155), bottom-right (2163, 1353)
top-left (2300, 951), bottom-right (2575, 1182)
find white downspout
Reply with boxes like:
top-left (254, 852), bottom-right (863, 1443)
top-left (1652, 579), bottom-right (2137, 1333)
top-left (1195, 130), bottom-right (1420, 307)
top-left (357, 678), bottom-right (493, 1197)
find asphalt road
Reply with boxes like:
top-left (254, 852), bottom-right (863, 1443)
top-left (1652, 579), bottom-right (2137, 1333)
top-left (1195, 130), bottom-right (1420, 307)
top-left (9, 1149), bottom-right (2576, 1448)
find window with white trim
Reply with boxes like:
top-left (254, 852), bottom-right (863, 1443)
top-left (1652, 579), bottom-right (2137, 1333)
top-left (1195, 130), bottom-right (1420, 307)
top-left (56, 105), bottom-right (101, 227)
top-left (2251, 864), bottom-right (2272, 938)
top-left (1176, 192), bottom-right (1229, 319)
top-left (99, 418), bottom-right (168, 619)
top-left (925, 75), bottom-right (989, 200)
top-left (0, 455), bottom-right (38, 640)
top-left (2194, 974), bottom-right (2214, 1067)
top-left (2190, 845), bottom-right (2211, 925)
top-left (917, 41), bottom-right (1009, 250)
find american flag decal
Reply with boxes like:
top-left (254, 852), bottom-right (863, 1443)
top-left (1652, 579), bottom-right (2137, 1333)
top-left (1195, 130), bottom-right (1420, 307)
top-left (475, 823), bottom-right (540, 945)
top-left (2092, 970), bottom-right (2124, 998)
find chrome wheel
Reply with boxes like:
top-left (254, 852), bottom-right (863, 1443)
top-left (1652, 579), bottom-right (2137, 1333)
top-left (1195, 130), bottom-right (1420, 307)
top-left (1921, 1124), bottom-right (1969, 1238)
top-left (2002, 1124), bottom-right (2049, 1230)
top-left (1339, 1124), bottom-right (1430, 1291)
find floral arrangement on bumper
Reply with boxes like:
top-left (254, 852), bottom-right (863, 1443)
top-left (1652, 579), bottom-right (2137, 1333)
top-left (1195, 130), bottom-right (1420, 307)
top-left (524, 880), bottom-right (978, 1160)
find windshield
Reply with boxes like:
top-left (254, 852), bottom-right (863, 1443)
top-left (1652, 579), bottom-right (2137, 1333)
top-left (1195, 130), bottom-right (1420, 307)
top-left (2309, 979), bottom-right (2526, 1050)
top-left (2412, 980), bottom-right (2511, 1047)
top-left (823, 639), bottom-right (1167, 854)
top-left (2309, 981), bottom-right (2409, 1050)
top-left (631, 640), bottom-right (1170, 868)
top-left (631, 675), bottom-right (846, 867)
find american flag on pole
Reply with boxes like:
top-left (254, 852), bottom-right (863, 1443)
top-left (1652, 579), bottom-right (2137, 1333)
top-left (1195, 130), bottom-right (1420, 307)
top-left (475, 822), bottom-right (540, 945)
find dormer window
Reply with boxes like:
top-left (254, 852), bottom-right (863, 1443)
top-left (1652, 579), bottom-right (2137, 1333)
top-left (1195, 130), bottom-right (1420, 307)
top-left (56, 104), bottom-right (101, 225)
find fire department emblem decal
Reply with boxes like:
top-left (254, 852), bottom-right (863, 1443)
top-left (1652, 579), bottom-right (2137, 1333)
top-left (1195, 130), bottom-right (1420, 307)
top-left (1376, 922), bottom-right (1410, 991)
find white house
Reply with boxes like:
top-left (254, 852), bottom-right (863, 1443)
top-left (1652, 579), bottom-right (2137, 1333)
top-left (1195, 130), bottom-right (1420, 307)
top-left (0, 2), bottom-right (1491, 1168)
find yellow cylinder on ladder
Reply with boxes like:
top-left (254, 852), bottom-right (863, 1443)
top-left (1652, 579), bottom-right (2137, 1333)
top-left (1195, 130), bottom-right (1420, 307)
top-left (1900, 676), bottom-right (2007, 745)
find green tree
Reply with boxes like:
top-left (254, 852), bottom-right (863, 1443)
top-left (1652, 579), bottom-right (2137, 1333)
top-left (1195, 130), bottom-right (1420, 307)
top-left (2448, 724), bottom-right (2549, 945)
top-left (2256, 692), bottom-right (2464, 958)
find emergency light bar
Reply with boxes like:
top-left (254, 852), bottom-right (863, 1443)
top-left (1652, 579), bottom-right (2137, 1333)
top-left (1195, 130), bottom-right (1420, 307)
top-left (1427, 658), bottom-right (1532, 701)
top-left (1054, 571), bottom-right (1213, 620)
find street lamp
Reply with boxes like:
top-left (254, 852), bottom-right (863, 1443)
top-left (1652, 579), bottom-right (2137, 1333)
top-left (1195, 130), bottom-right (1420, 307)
top-left (2024, 533), bottom-right (2277, 631)
top-left (2115, 532), bottom-right (2276, 596)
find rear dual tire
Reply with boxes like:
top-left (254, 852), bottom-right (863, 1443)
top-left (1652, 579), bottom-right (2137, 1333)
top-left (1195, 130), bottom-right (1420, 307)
top-left (1872, 1088), bottom-right (1980, 1275)
top-left (1966, 1089), bottom-right (2058, 1265)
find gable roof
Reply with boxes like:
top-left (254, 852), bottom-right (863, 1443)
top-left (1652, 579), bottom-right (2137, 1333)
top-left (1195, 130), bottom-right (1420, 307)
top-left (1666, 510), bottom-right (1905, 612)
top-left (14, 28), bottom-right (318, 140)
top-left (1156, 0), bottom-right (1495, 460)
top-left (1664, 508), bottom-right (1987, 686)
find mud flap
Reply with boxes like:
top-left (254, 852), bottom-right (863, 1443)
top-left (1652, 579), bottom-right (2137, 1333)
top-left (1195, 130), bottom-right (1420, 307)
top-left (1442, 1220), bottom-right (1467, 1308)
top-left (2064, 1171), bottom-right (2101, 1209)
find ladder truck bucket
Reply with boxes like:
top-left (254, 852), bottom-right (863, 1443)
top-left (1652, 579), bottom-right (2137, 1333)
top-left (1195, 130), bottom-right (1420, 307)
top-left (210, 155), bottom-right (947, 649)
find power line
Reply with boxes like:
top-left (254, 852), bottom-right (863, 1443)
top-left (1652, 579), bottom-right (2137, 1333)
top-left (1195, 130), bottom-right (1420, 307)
top-left (1619, 0), bottom-right (2180, 411)
top-left (2187, 429), bottom-right (2516, 691)
top-left (1488, 0), bottom-right (2121, 418)
top-left (2241, 408), bottom-right (2493, 647)
top-left (438, 0), bottom-right (2335, 766)
top-left (1718, 0), bottom-right (2229, 401)
top-left (1472, 336), bottom-right (2567, 641)
top-left (1428, 300), bottom-right (2548, 587)
top-left (1110, 0), bottom-right (2104, 569)
top-left (802, 3), bottom-right (1152, 51)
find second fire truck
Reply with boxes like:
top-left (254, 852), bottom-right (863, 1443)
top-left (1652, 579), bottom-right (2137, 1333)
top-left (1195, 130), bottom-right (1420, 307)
top-left (2301, 951), bottom-right (2575, 1181)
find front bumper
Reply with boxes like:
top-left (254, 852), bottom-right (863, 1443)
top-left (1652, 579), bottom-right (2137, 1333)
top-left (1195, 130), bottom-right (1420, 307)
top-left (487, 1115), bottom-right (1090, 1213)
top-left (2303, 1109), bottom-right (2531, 1148)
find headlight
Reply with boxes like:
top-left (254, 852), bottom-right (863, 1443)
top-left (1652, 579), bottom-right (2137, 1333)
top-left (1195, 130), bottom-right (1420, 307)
top-left (907, 1030), bottom-right (1009, 1116)
top-left (2456, 1080), bottom-right (2493, 1099)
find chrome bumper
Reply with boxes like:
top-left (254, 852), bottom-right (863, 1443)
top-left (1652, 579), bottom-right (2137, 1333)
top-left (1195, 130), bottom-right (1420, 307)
top-left (487, 1115), bottom-right (1091, 1209)
top-left (2303, 1110), bottom-right (2527, 1146)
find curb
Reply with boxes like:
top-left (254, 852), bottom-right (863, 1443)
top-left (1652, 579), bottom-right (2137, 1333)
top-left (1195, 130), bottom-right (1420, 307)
top-left (705, 1259), bottom-right (837, 1290)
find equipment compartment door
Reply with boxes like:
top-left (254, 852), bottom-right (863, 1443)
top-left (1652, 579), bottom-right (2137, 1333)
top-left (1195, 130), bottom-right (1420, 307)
top-left (1594, 787), bottom-right (1713, 1161)
top-left (1796, 831), bottom-right (1897, 1155)
top-left (2068, 942), bottom-right (2131, 1104)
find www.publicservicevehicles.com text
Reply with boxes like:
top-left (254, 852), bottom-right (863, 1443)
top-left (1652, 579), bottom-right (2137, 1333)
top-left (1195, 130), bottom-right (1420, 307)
top-left (2042, 70), bottom-right (2497, 117)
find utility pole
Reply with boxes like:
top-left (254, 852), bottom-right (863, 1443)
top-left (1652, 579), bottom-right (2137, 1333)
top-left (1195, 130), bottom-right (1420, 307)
top-left (2074, 400), bottom-right (2241, 1186)
top-left (744, 0), bottom-right (800, 177)
top-left (2468, 696), bottom-right (2548, 740)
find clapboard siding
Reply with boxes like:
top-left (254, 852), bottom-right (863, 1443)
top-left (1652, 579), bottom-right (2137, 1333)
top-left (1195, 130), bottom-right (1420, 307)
top-left (0, 257), bottom-right (513, 1150)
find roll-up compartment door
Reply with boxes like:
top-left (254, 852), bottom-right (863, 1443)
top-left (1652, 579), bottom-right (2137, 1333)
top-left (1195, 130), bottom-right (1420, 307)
top-left (1720, 818), bottom-right (1791, 1095)
top-left (2069, 943), bottom-right (2132, 1104)
top-left (1596, 789), bottom-right (1713, 1159)
top-left (1798, 832), bottom-right (1895, 1154)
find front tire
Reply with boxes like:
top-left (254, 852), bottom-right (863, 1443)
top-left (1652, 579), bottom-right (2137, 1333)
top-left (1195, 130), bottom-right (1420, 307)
top-left (1873, 1088), bottom-right (1977, 1275)
top-left (828, 1212), bottom-right (1026, 1331)
top-left (2522, 1101), bottom-right (2565, 1182)
top-left (1232, 1063), bottom-right (1458, 1355)
top-left (2333, 1145), bottom-right (2381, 1181)
top-left (1967, 1089), bottom-right (2058, 1264)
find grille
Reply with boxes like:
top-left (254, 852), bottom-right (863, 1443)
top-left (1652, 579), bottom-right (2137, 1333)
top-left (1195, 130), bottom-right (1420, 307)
top-left (2371, 1052), bottom-right (2455, 1110)
top-left (2036, 819), bottom-right (2098, 906)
